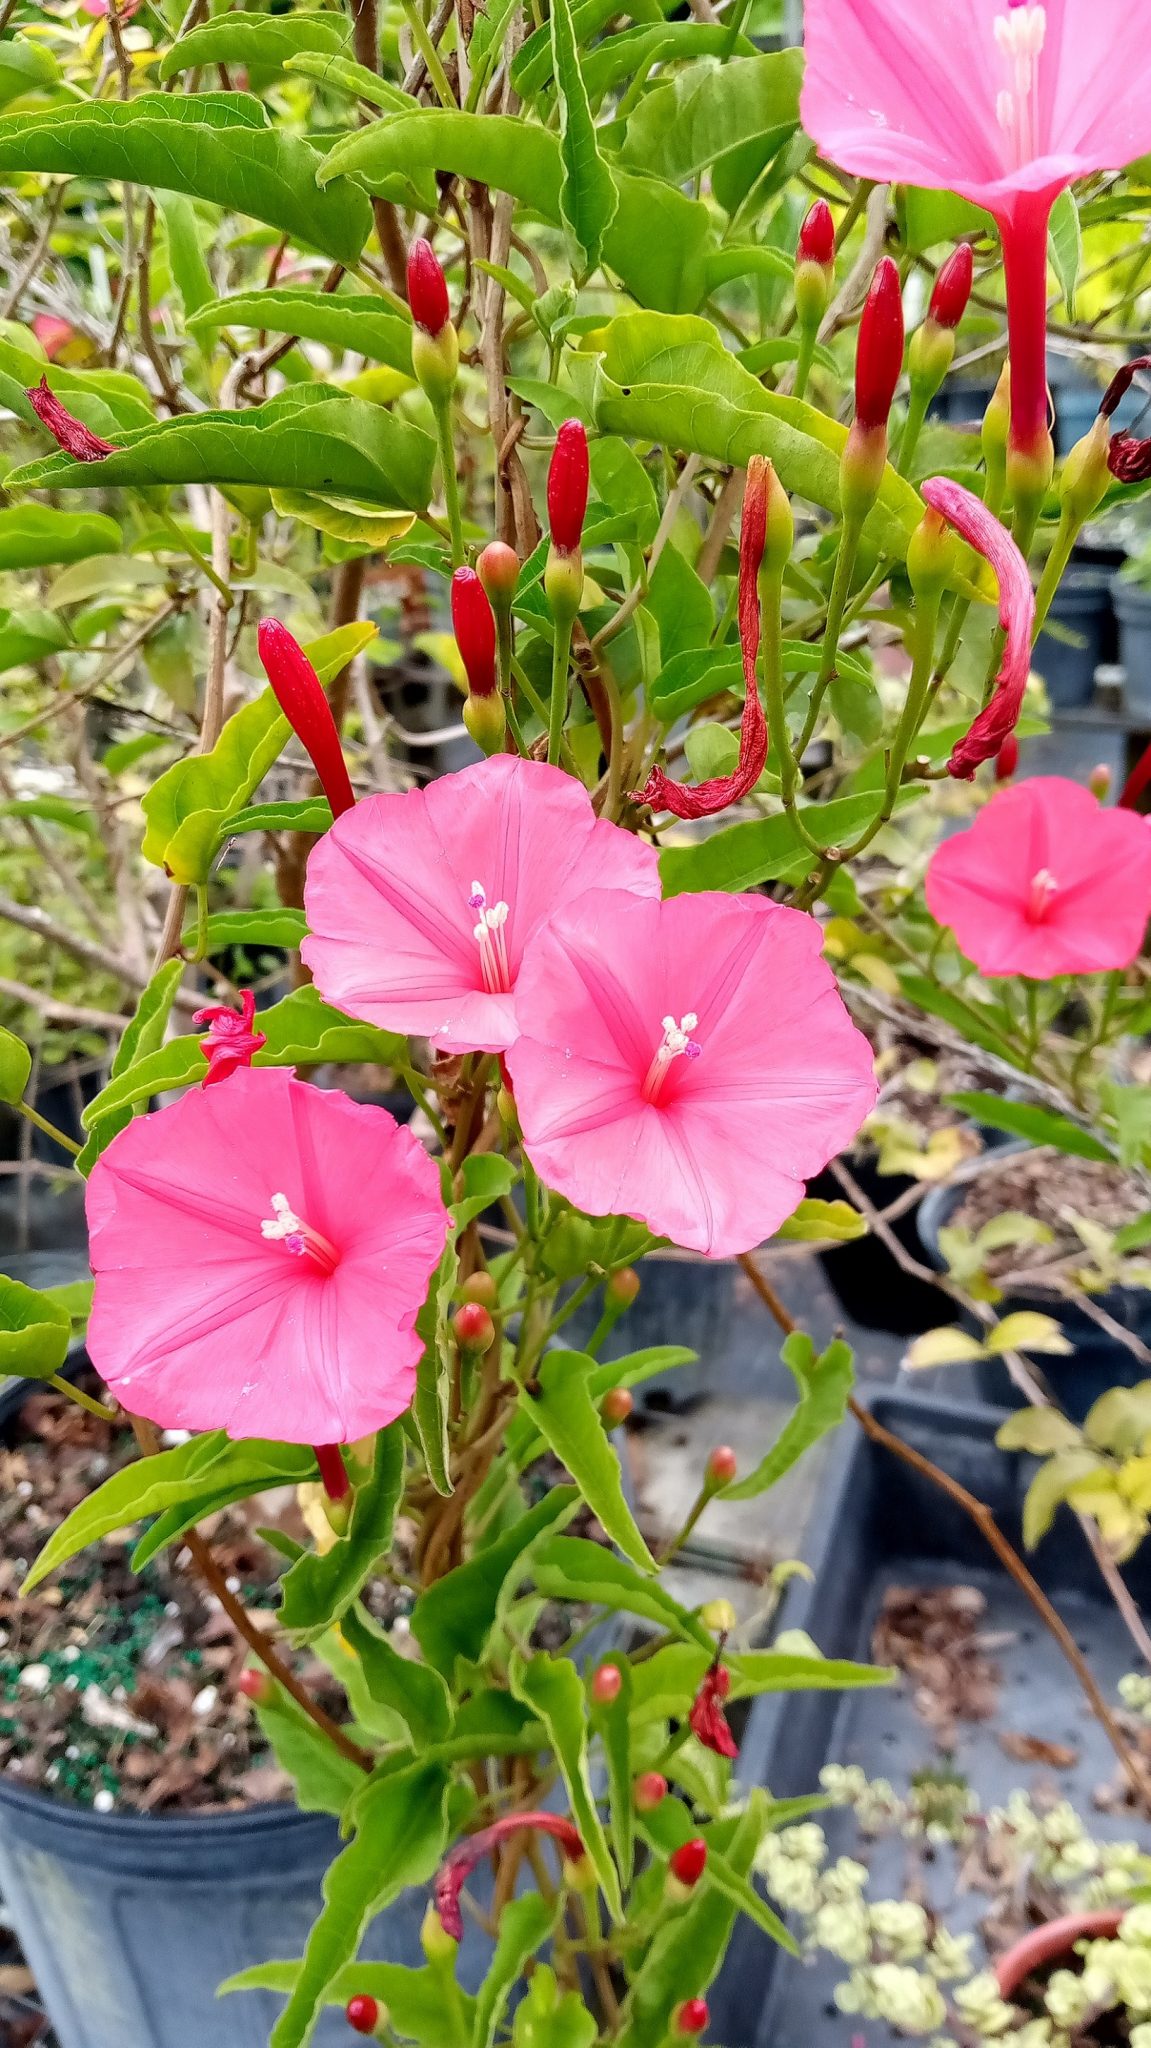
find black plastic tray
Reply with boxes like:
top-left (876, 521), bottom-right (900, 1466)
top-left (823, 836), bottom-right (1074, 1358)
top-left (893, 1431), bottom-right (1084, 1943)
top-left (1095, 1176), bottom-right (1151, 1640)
top-left (712, 1389), bottom-right (1151, 2048)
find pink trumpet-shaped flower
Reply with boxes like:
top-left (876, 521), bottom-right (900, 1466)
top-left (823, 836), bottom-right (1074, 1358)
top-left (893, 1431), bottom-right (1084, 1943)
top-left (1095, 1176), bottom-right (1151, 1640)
top-left (193, 989), bottom-right (267, 1087)
top-left (926, 775), bottom-right (1151, 979)
top-left (801, 0), bottom-right (1151, 465)
top-left (85, 1068), bottom-right (449, 1443)
top-left (506, 891), bottom-right (876, 1260)
top-left (302, 754), bottom-right (659, 1056)
top-left (920, 476), bottom-right (1035, 779)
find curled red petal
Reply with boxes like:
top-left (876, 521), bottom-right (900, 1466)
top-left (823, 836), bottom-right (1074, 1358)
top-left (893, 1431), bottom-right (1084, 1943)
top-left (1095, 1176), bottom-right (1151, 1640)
top-left (1099, 355), bottom-right (1151, 421)
top-left (920, 477), bottom-right (1035, 780)
top-left (1108, 433), bottom-right (1151, 484)
top-left (193, 988), bottom-right (266, 1086)
top-left (434, 1813), bottom-right (585, 1941)
top-left (27, 378), bottom-right (115, 462)
top-left (688, 1666), bottom-right (739, 1759)
top-left (634, 458), bottom-right (770, 819)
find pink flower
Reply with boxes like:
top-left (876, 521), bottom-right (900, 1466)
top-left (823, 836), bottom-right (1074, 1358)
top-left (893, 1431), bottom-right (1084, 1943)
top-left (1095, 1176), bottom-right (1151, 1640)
top-left (689, 1664), bottom-right (738, 1760)
top-left (505, 892), bottom-right (876, 1259)
top-left (801, 0), bottom-right (1151, 463)
top-left (434, 1814), bottom-right (587, 1942)
top-left (302, 754), bottom-right (659, 1056)
top-left (85, 1068), bottom-right (449, 1443)
top-left (32, 316), bottom-right (75, 360)
top-left (27, 379), bottom-right (114, 463)
top-left (925, 776), bottom-right (1151, 978)
top-left (920, 476), bottom-right (1035, 779)
top-left (193, 989), bottom-right (267, 1087)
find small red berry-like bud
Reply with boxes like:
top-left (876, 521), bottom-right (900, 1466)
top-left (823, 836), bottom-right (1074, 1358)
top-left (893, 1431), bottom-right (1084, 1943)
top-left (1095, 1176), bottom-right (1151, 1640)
top-left (928, 243), bottom-right (974, 332)
top-left (994, 735), bottom-right (1019, 781)
top-left (634, 1771), bottom-right (668, 1812)
top-left (33, 314), bottom-right (74, 361)
top-left (451, 567), bottom-right (498, 698)
top-left (345, 1994), bottom-right (381, 2035)
top-left (547, 419), bottom-right (589, 554)
top-left (797, 198), bottom-right (835, 271)
top-left (462, 1271), bottom-right (499, 1309)
top-left (606, 1266), bottom-right (640, 1307)
top-left (854, 257), bottom-right (904, 433)
top-left (27, 377), bottom-right (115, 463)
top-left (477, 541), bottom-right (520, 608)
top-left (591, 1662), bottom-right (623, 1705)
top-left (453, 1302), bottom-right (495, 1353)
top-left (238, 1667), bottom-right (276, 1705)
top-left (675, 1998), bottom-right (710, 2035)
top-left (601, 1387), bottom-right (634, 1426)
top-left (669, 1838), bottom-right (708, 1889)
top-left (407, 237), bottom-right (451, 336)
top-left (705, 1446), bottom-right (737, 1488)
top-left (1089, 762), bottom-right (1112, 800)
top-left (257, 619), bottom-right (356, 820)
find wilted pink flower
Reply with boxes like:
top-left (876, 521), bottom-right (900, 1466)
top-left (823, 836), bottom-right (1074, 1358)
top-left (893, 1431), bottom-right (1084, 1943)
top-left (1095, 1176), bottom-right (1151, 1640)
top-left (32, 315), bottom-right (75, 360)
top-left (86, 1068), bottom-right (449, 1443)
top-left (434, 1814), bottom-right (587, 1941)
top-left (303, 755), bottom-right (659, 1056)
top-left (689, 1664), bottom-right (738, 1760)
top-left (27, 378), bottom-right (114, 462)
top-left (920, 476), bottom-right (1035, 779)
top-left (82, 0), bottom-right (141, 15)
top-left (801, 0), bottom-right (1151, 465)
top-left (926, 776), bottom-right (1151, 978)
top-left (506, 892), bottom-right (876, 1259)
top-left (193, 989), bottom-right (267, 1087)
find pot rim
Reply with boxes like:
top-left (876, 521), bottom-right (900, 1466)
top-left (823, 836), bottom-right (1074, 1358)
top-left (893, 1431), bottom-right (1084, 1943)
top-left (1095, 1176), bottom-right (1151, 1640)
top-left (994, 1908), bottom-right (1124, 2000)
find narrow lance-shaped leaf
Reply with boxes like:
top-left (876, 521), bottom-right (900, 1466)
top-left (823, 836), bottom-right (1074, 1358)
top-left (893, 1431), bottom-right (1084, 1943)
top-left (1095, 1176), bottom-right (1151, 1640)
top-left (509, 1653), bottom-right (623, 1920)
top-left (523, 1349), bottom-right (655, 1573)
top-left (549, 0), bottom-right (618, 273)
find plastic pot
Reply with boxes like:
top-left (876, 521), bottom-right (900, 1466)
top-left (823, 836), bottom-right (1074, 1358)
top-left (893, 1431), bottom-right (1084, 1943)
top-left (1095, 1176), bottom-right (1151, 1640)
top-left (1034, 571), bottom-right (1113, 708)
top-left (566, 1254), bottom-right (733, 1408)
top-left (1053, 381), bottom-right (1101, 457)
top-left (994, 1910), bottom-right (1123, 2000)
top-left (806, 1158), bottom-right (945, 1337)
top-left (1114, 575), bottom-right (1151, 721)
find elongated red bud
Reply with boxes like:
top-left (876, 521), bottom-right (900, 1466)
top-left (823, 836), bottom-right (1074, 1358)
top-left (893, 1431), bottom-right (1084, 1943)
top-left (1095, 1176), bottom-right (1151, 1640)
top-left (798, 198), bottom-right (835, 271)
top-left (345, 1995), bottom-right (381, 2035)
top-left (28, 377), bottom-right (114, 462)
top-left (451, 568), bottom-right (498, 698)
top-left (994, 734), bottom-right (1019, 781)
top-left (675, 2001), bottom-right (710, 2036)
top-left (407, 237), bottom-right (450, 336)
top-left (929, 244), bottom-right (974, 331)
top-left (477, 541), bottom-right (520, 608)
top-left (257, 620), bottom-right (356, 820)
top-left (547, 420), bottom-right (590, 554)
top-left (854, 258), bottom-right (904, 432)
top-left (669, 1838), bottom-right (708, 1889)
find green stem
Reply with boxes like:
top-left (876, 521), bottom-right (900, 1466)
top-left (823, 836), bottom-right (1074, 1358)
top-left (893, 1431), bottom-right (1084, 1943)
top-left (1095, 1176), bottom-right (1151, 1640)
top-left (548, 614), bottom-right (574, 768)
top-left (399, 0), bottom-right (457, 103)
top-left (194, 884), bottom-right (209, 962)
top-left (1032, 507), bottom-right (1081, 640)
top-left (834, 584), bottom-right (942, 868)
top-left (792, 324), bottom-right (817, 403)
top-left (794, 513), bottom-right (864, 762)
top-left (153, 499), bottom-right (232, 603)
top-left (18, 1101), bottom-right (81, 1159)
top-left (896, 385), bottom-right (934, 477)
top-left (48, 1373), bottom-right (117, 1421)
top-left (761, 564), bottom-right (823, 858)
top-left (434, 399), bottom-right (465, 568)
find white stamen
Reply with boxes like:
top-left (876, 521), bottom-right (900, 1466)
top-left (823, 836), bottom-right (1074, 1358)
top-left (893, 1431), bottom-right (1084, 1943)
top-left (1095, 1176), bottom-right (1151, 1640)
top-left (260, 1192), bottom-right (338, 1273)
top-left (468, 881), bottom-right (512, 992)
top-left (1026, 866), bottom-right (1060, 922)
top-left (642, 1012), bottom-right (702, 1104)
top-left (994, 5), bottom-right (1046, 167)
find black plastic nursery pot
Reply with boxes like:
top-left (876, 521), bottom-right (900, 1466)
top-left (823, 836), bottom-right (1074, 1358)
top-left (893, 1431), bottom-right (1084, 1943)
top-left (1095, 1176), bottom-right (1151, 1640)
top-left (1113, 574), bottom-right (1151, 722)
top-left (806, 1157), bottom-right (946, 1338)
top-left (917, 1159), bottom-right (1151, 1421)
top-left (1033, 570), bottom-right (1115, 708)
top-left (710, 1389), bottom-right (1151, 2048)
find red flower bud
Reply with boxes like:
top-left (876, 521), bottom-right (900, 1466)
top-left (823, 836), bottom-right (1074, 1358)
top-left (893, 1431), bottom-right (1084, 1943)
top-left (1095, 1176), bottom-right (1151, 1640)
top-left (675, 2000), bottom-right (710, 2036)
top-left (256, 619), bottom-right (356, 820)
top-left (994, 734), bottom-right (1019, 781)
top-left (706, 1446), bottom-right (737, 1488)
top-left (346, 1995), bottom-right (381, 2036)
top-left (928, 244), bottom-right (974, 332)
top-left (797, 198), bottom-right (835, 270)
top-left (854, 257), bottom-right (904, 432)
top-left (238, 1667), bottom-right (276, 1705)
top-left (601, 1387), bottom-right (634, 1426)
top-left (634, 1771), bottom-right (668, 1812)
top-left (193, 988), bottom-right (266, 1087)
top-left (407, 237), bottom-right (451, 336)
top-left (453, 1301), bottom-right (495, 1352)
top-left (28, 377), bottom-right (115, 462)
top-left (477, 541), bottom-right (520, 607)
top-left (1089, 762), bottom-right (1112, 800)
top-left (314, 1443), bottom-right (351, 1504)
top-left (450, 567), bottom-right (498, 698)
top-left (591, 1663), bottom-right (623, 1705)
top-left (606, 1266), bottom-right (640, 1307)
top-left (669, 1838), bottom-right (708, 1889)
top-left (547, 420), bottom-right (589, 554)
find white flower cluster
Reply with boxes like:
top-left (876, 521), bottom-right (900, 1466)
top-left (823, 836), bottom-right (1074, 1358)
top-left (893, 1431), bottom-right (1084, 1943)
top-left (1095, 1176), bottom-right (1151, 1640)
top-left (1119, 1670), bottom-right (1151, 1721)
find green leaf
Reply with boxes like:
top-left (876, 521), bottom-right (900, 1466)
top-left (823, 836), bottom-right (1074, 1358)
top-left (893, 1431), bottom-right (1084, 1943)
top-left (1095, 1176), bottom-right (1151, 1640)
top-left (1022, 1448), bottom-right (1103, 1549)
top-left (904, 1326), bottom-right (985, 1369)
top-left (1105, 1083), bottom-right (1151, 1169)
top-left (945, 1092), bottom-right (1115, 1163)
top-left (451, 1155), bottom-right (518, 1231)
top-left (279, 1428), bottom-right (405, 1641)
top-left (80, 987), bottom-right (403, 1127)
top-left (0, 608), bottom-right (69, 673)
top-left (0, 36), bottom-right (59, 109)
top-left (340, 1606), bottom-right (453, 1749)
top-left (159, 9), bottom-right (349, 79)
top-left (25, 1435), bottom-right (314, 1592)
top-left (0, 1276), bottom-right (70, 1381)
top-left (411, 1243), bottom-right (458, 1498)
top-left (595, 313), bottom-right (926, 558)
top-left (410, 1489), bottom-right (580, 1678)
top-left (473, 1893), bottom-right (558, 2048)
top-left (77, 955), bottom-right (188, 1173)
top-left (1049, 190), bottom-right (1082, 316)
top-left (0, 97), bottom-right (370, 268)
top-left (590, 1653), bottom-right (634, 1883)
top-left (620, 52), bottom-right (801, 189)
top-left (509, 1653), bottom-right (622, 1919)
top-left (996, 1407), bottom-right (1083, 1456)
top-left (649, 638), bottom-right (873, 724)
top-left (9, 387), bottom-right (434, 517)
top-left (900, 186), bottom-right (992, 252)
top-left (320, 111), bottom-right (712, 315)
top-left (776, 1198), bottom-right (866, 1244)
top-left (900, 972), bottom-right (1022, 1068)
top-left (513, 1970), bottom-right (597, 2048)
top-left (0, 1025), bottom-right (30, 1105)
top-left (549, 0), bottom-right (618, 272)
top-left (252, 1685), bottom-right (364, 1817)
top-left (223, 1958), bottom-right (475, 2043)
top-left (0, 796), bottom-right (96, 838)
top-left (138, 617), bottom-right (376, 884)
top-left (723, 1335), bottom-right (854, 1501)
top-left (660, 792), bottom-right (911, 895)
top-left (156, 191), bottom-right (215, 322)
top-left (0, 504), bottom-right (121, 569)
top-left (985, 1311), bottom-right (1073, 1357)
top-left (528, 1536), bottom-right (712, 1648)
top-left (221, 799), bottom-right (334, 841)
top-left (523, 1350), bottom-right (655, 1573)
top-left (580, 24), bottom-right (756, 105)
top-left (269, 1761), bottom-right (453, 2048)
top-left (194, 909), bottom-right (309, 953)
top-left (191, 290), bottom-right (415, 377)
